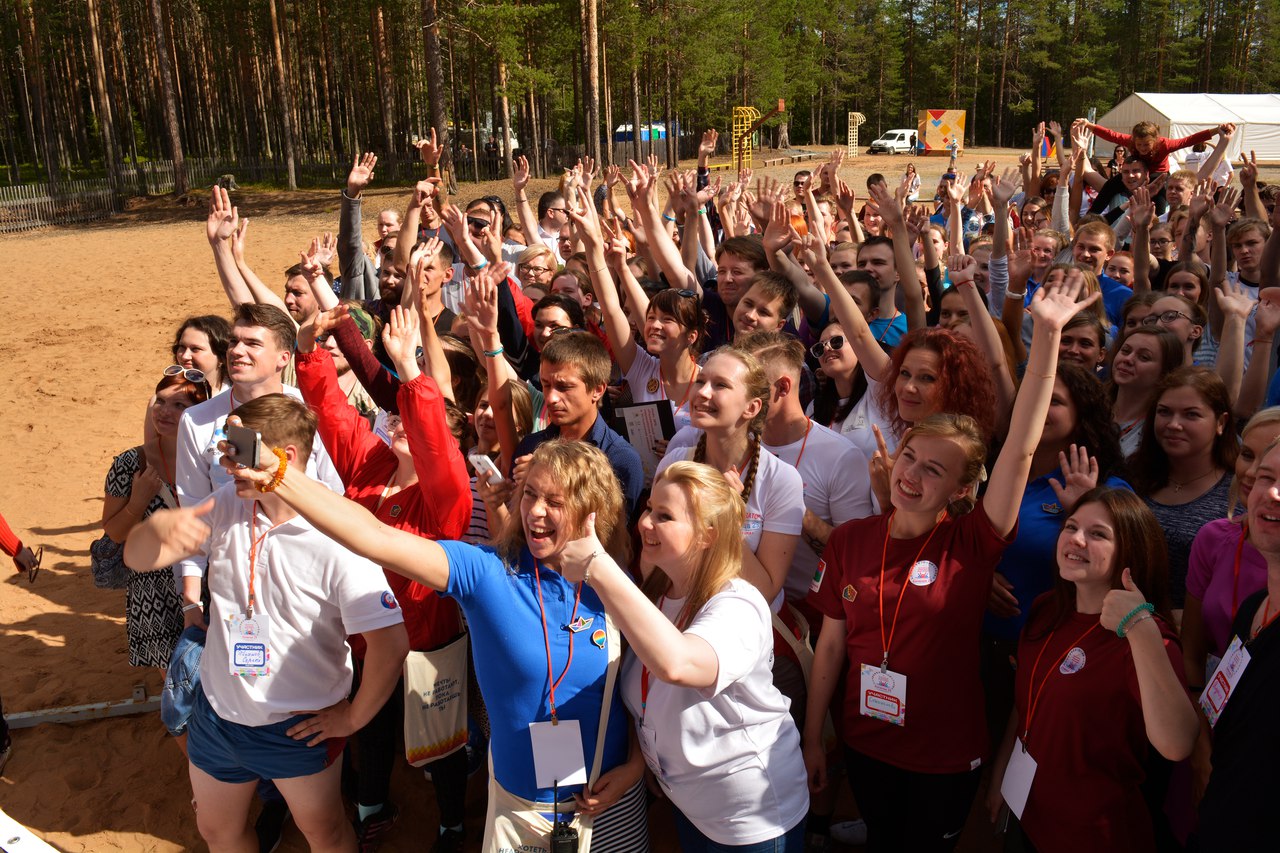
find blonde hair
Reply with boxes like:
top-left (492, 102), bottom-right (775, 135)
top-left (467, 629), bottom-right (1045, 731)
top-left (897, 413), bottom-right (989, 515)
top-left (494, 440), bottom-right (629, 565)
top-left (1230, 406), bottom-right (1280, 516)
top-left (640, 462), bottom-right (745, 627)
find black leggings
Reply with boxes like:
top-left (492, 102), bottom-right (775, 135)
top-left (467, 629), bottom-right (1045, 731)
top-left (843, 747), bottom-right (981, 853)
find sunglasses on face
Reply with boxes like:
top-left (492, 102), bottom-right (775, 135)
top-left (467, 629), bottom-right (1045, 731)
top-left (810, 335), bottom-right (846, 358)
top-left (1142, 310), bottom-right (1192, 326)
top-left (467, 217), bottom-right (492, 230)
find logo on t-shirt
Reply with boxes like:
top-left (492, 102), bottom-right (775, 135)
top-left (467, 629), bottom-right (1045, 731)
top-left (811, 560), bottom-right (827, 593)
top-left (380, 591), bottom-right (399, 610)
top-left (646, 377), bottom-right (660, 394)
top-left (742, 515), bottom-right (764, 534)
top-left (908, 560), bottom-right (939, 586)
top-left (842, 584), bottom-right (858, 602)
top-left (1059, 647), bottom-right (1087, 674)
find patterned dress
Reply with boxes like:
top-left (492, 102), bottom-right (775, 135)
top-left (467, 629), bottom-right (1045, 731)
top-left (104, 447), bottom-right (184, 668)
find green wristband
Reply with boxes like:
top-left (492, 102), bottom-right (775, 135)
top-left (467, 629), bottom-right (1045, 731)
top-left (1116, 602), bottom-right (1155, 638)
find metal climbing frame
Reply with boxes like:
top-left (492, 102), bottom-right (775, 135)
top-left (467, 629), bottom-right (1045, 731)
top-left (732, 106), bottom-right (761, 171)
top-left (847, 112), bottom-right (867, 157)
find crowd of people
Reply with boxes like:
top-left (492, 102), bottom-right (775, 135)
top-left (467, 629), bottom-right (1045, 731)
top-left (36, 115), bottom-right (1278, 853)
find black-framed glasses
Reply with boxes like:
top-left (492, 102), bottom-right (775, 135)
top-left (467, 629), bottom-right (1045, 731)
top-left (1142, 310), bottom-right (1192, 326)
top-left (1150, 237), bottom-right (1173, 246)
top-left (518, 263), bottom-right (553, 276)
top-left (546, 207), bottom-right (568, 214)
top-left (164, 365), bottom-right (207, 383)
top-left (810, 335), bottom-right (847, 358)
top-left (27, 546), bottom-right (42, 584)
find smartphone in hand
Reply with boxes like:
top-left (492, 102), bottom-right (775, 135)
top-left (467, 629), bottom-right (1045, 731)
top-left (225, 424), bottom-right (262, 469)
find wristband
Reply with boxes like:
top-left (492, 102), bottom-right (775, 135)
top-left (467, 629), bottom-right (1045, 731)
top-left (1005, 290), bottom-right (1026, 300)
top-left (182, 603), bottom-right (202, 613)
top-left (1116, 601), bottom-right (1155, 638)
top-left (662, 214), bottom-right (677, 223)
top-left (697, 208), bottom-right (708, 216)
top-left (256, 447), bottom-right (289, 493)
top-left (483, 346), bottom-right (504, 358)
top-left (470, 258), bottom-right (489, 270)
top-left (1249, 339), bottom-right (1273, 348)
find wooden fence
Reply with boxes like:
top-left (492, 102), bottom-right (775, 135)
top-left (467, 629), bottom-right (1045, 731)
top-left (0, 179), bottom-right (120, 233)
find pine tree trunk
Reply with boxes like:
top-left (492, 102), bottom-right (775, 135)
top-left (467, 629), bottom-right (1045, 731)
top-left (497, 58), bottom-right (514, 179)
top-left (147, 0), bottom-right (186, 192)
top-left (87, 0), bottom-right (121, 190)
top-left (630, 62), bottom-right (641, 165)
top-left (419, 0), bottom-right (453, 189)
top-left (582, 0), bottom-right (600, 162)
top-left (601, 40), bottom-right (614, 167)
top-left (372, 5), bottom-right (395, 157)
top-left (14, 0), bottom-right (60, 182)
top-left (267, 0), bottom-right (297, 189)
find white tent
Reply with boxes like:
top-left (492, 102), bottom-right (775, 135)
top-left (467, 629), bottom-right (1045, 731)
top-left (1094, 93), bottom-right (1280, 163)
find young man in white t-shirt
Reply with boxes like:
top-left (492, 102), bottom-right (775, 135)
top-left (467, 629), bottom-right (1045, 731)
top-left (127, 395), bottom-right (408, 853)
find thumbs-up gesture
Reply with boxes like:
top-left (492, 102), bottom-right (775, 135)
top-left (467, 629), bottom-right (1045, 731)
top-left (558, 512), bottom-right (606, 583)
top-left (1100, 568), bottom-right (1153, 635)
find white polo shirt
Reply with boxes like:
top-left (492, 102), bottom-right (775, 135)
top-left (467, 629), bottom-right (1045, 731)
top-left (195, 483), bottom-right (404, 727)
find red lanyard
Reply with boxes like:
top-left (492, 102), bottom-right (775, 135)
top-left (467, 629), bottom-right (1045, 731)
top-left (875, 312), bottom-right (899, 344)
top-left (246, 502), bottom-right (276, 618)
top-left (792, 418), bottom-right (813, 471)
top-left (877, 510), bottom-right (947, 671)
top-left (533, 560), bottom-right (583, 723)
top-left (1022, 621), bottom-right (1101, 744)
top-left (1232, 522), bottom-right (1248, 622)
top-left (1253, 595), bottom-right (1279, 640)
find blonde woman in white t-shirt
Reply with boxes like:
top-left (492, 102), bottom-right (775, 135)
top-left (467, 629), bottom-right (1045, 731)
top-left (560, 461), bottom-right (809, 850)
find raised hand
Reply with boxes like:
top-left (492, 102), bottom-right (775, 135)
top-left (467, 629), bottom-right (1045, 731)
top-left (413, 177), bottom-right (441, 212)
top-left (346, 152), bottom-right (377, 197)
top-left (206, 185), bottom-right (239, 245)
top-left (1256, 288), bottom-right (1280, 338)
top-left (604, 164), bottom-right (621, 188)
top-left (463, 268), bottom-right (501, 335)
top-left (315, 232), bottom-right (337, 268)
top-left (948, 254), bottom-right (977, 286)
top-left (297, 239), bottom-right (328, 281)
top-left (1209, 186), bottom-right (1242, 229)
top-left (1048, 120), bottom-right (1063, 140)
top-left (1030, 267), bottom-right (1100, 330)
top-left (512, 155), bottom-right (531, 193)
top-left (698, 128), bottom-right (719, 161)
top-left (1218, 122), bottom-right (1237, 139)
top-left (230, 216), bottom-right (249, 263)
top-left (1215, 277), bottom-right (1257, 322)
top-left (834, 176), bottom-right (857, 215)
top-left (992, 167), bottom-right (1020, 207)
top-left (624, 159), bottom-right (654, 207)
top-left (566, 185), bottom-right (605, 248)
top-left (410, 237), bottom-right (445, 299)
top-left (944, 171), bottom-right (969, 207)
top-left (381, 305), bottom-right (421, 368)
top-left (1188, 189), bottom-right (1213, 222)
top-left (1128, 185), bottom-right (1155, 231)
top-left (297, 303), bottom-right (348, 353)
top-left (1048, 444), bottom-right (1100, 510)
top-left (557, 512), bottom-right (605, 584)
top-left (1032, 121), bottom-right (1046, 149)
top-left (1240, 150), bottom-right (1259, 187)
top-left (413, 128), bottom-right (443, 167)
top-left (869, 182), bottom-right (904, 225)
top-left (763, 199), bottom-right (799, 256)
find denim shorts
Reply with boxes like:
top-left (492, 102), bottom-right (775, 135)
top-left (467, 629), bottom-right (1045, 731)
top-left (187, 688), bottom-right (345, 784)
top-left (161, 625), bottom-right (206, 736)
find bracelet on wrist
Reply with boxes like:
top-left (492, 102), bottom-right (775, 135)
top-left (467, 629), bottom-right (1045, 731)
top-left (256, 447), bottom-right (289, 493)
top-left (1116, 601), bottom-right (1156, 638)
top-left (182, 602), bottom-right (202, 613)
top-left (470, 258), bottom-right (489, 270)
top-left (1005, 290), bottom-right (1026, 300)
top-left (662, 214), bottom-right (677, 223)
top-left (483, 346), bottom-right (505, 358)
top-left (1250, 338), bottom-right (1273, 347)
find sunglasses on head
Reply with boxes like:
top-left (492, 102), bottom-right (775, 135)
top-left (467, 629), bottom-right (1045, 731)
top-left (675, 289), bottom-right (698, 299)
top-left (810, 336), bottom-right (846, 358)
top-left (164, 365), bottom-right (207, 383)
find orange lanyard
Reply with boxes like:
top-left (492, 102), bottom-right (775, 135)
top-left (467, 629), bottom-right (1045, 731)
top-left (660, 355), bottom-right (698, 414)
top-left (640, 595), bottom-right (685, 724)
top-left (1231, 522), bottom-right (1248, 622)
top-left (792, 418), bottom-right (813, 471)
top-left (246, 502), bottom-right (276, 618)
top-left (1252, 595), bottom-right (1279, 641)
top-left (877, 510), bottom-right (947, 671)
top-left (533, 560), bottom-right (584, 723)
top-left (875, 312), bottom-right (899, 344)
top-left (1022, 621), bottom-right (1101, 744)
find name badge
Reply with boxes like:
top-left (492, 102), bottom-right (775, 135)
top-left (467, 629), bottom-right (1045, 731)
top-left (1000, 738), bottom-right (1038, 819)
top-left (528, 719), bottom-right (587, 788)
top-left (859, 663), bottom-right (907, 726)
top-left (1200, 635), bottom-right (1251, 728)
top-left (637, 724), bottom-right (666, 782)
top-left (908, 560), bottom-right (938, 586)
top-left (227, 612), bottom-right (271, 677)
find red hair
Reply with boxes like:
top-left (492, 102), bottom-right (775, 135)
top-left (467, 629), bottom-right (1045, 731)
top-left (874, 328), bottom-right (998, 440)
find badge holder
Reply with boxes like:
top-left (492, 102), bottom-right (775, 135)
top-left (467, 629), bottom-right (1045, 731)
top-left (550, 780), bottom-right (578, 853)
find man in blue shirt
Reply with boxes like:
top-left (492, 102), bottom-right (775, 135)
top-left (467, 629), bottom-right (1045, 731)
top-left (511, 331), bottom-right (645, 518)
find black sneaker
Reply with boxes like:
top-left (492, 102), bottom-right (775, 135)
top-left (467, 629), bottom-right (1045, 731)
top-left (432, 827), bottom-right (465, 853)
top-left (255, 799), bottom-right (291, 853)
top-left (354, 803), bottom-right (399, 853)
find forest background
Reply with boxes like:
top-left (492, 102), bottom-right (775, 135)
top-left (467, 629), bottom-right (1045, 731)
top-left (4, 0), bottom-right (1278, 193)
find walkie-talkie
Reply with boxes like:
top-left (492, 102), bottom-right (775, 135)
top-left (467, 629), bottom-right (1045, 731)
top-left (550, 779), bottom-right (579, 853)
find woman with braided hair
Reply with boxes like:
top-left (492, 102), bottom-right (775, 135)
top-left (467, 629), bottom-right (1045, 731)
top-left (655, 345), bottom-right (804, 608)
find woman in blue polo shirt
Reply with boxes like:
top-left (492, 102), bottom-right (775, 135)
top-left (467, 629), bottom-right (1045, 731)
top-left (980, 363), bottom-right (1129, 744)
top-left (226, 437), bottom-right (649, 852)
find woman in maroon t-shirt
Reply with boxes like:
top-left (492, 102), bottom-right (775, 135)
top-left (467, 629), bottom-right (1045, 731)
top-left (803, 271), bottom-right (1096, 852)
top-left (988, 488), bottom-right (1198, 853)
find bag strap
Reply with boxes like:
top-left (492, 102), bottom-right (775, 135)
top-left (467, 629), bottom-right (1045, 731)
top-left (588, 613), bottom-right (621, 786)
top-left (772, 602), bottom-right (814, 682)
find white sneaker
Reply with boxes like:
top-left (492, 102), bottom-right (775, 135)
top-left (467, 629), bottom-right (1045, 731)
top-left (829, 819), bottom-right (868, 846)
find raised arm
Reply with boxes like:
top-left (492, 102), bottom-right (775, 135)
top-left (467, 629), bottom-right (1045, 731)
top-left (206, 187), bottom-right (253, 306)
top-left (875, 183), bottom-right (928, 331)
top-left (1240, 151), bottom-right (1266, 221)
top-left (393, 177), bottom-right (442, 274)
top-left (339, 153), bottom-right (380, 303)
top-left (221, 425), bottom-right (452, 589)
top-left (1236, 290), bottom-right (1280, 419)
top-left (463, 269), bottom-right (525, 475)
top-left (1207, 188), bottom-right (1242, 340)
top-left (984, 272), bottom-right (1097, 537)
top-left (1000, 232), bottom-right (1033, 364)
top-left (762, 199), bottom-right (828, 323)
top-left (951, 254), bottom-right (1016, 424)
top-left (796, 232), bottom-right (892, 382)
top-left (1129, 186), bottom-right (1156, 294)
top-left (512, 155), bottom-right (540, 247)
top-left (1214, 278), bottom-right (1253, 406)
top-left (628, 161), bottom-right (698, 293)
top-left (568, 186), bottom-right (639, 374)
top-left (1194, 124), bottom-right (1235, 183)
top-left (124, 498), bottom-right (215, 573)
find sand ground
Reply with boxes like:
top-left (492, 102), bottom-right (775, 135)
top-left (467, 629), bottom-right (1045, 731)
top-left (1, 146), bottom-right (1269, 851)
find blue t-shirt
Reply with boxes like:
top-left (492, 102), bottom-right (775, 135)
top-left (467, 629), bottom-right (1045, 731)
top-left (867, 311), bottom-right (908, 349)
top-left (439, 541), bottom-right (630, 802)
top-left (982, 471), bottom-right (1131, 641)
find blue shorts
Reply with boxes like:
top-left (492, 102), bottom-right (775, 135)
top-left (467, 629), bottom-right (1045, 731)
top-left (187, 687), bottom-right (345, 784)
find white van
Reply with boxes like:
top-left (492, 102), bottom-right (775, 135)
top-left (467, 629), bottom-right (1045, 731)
top-left (868, 129), bottom-right (918, 155)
